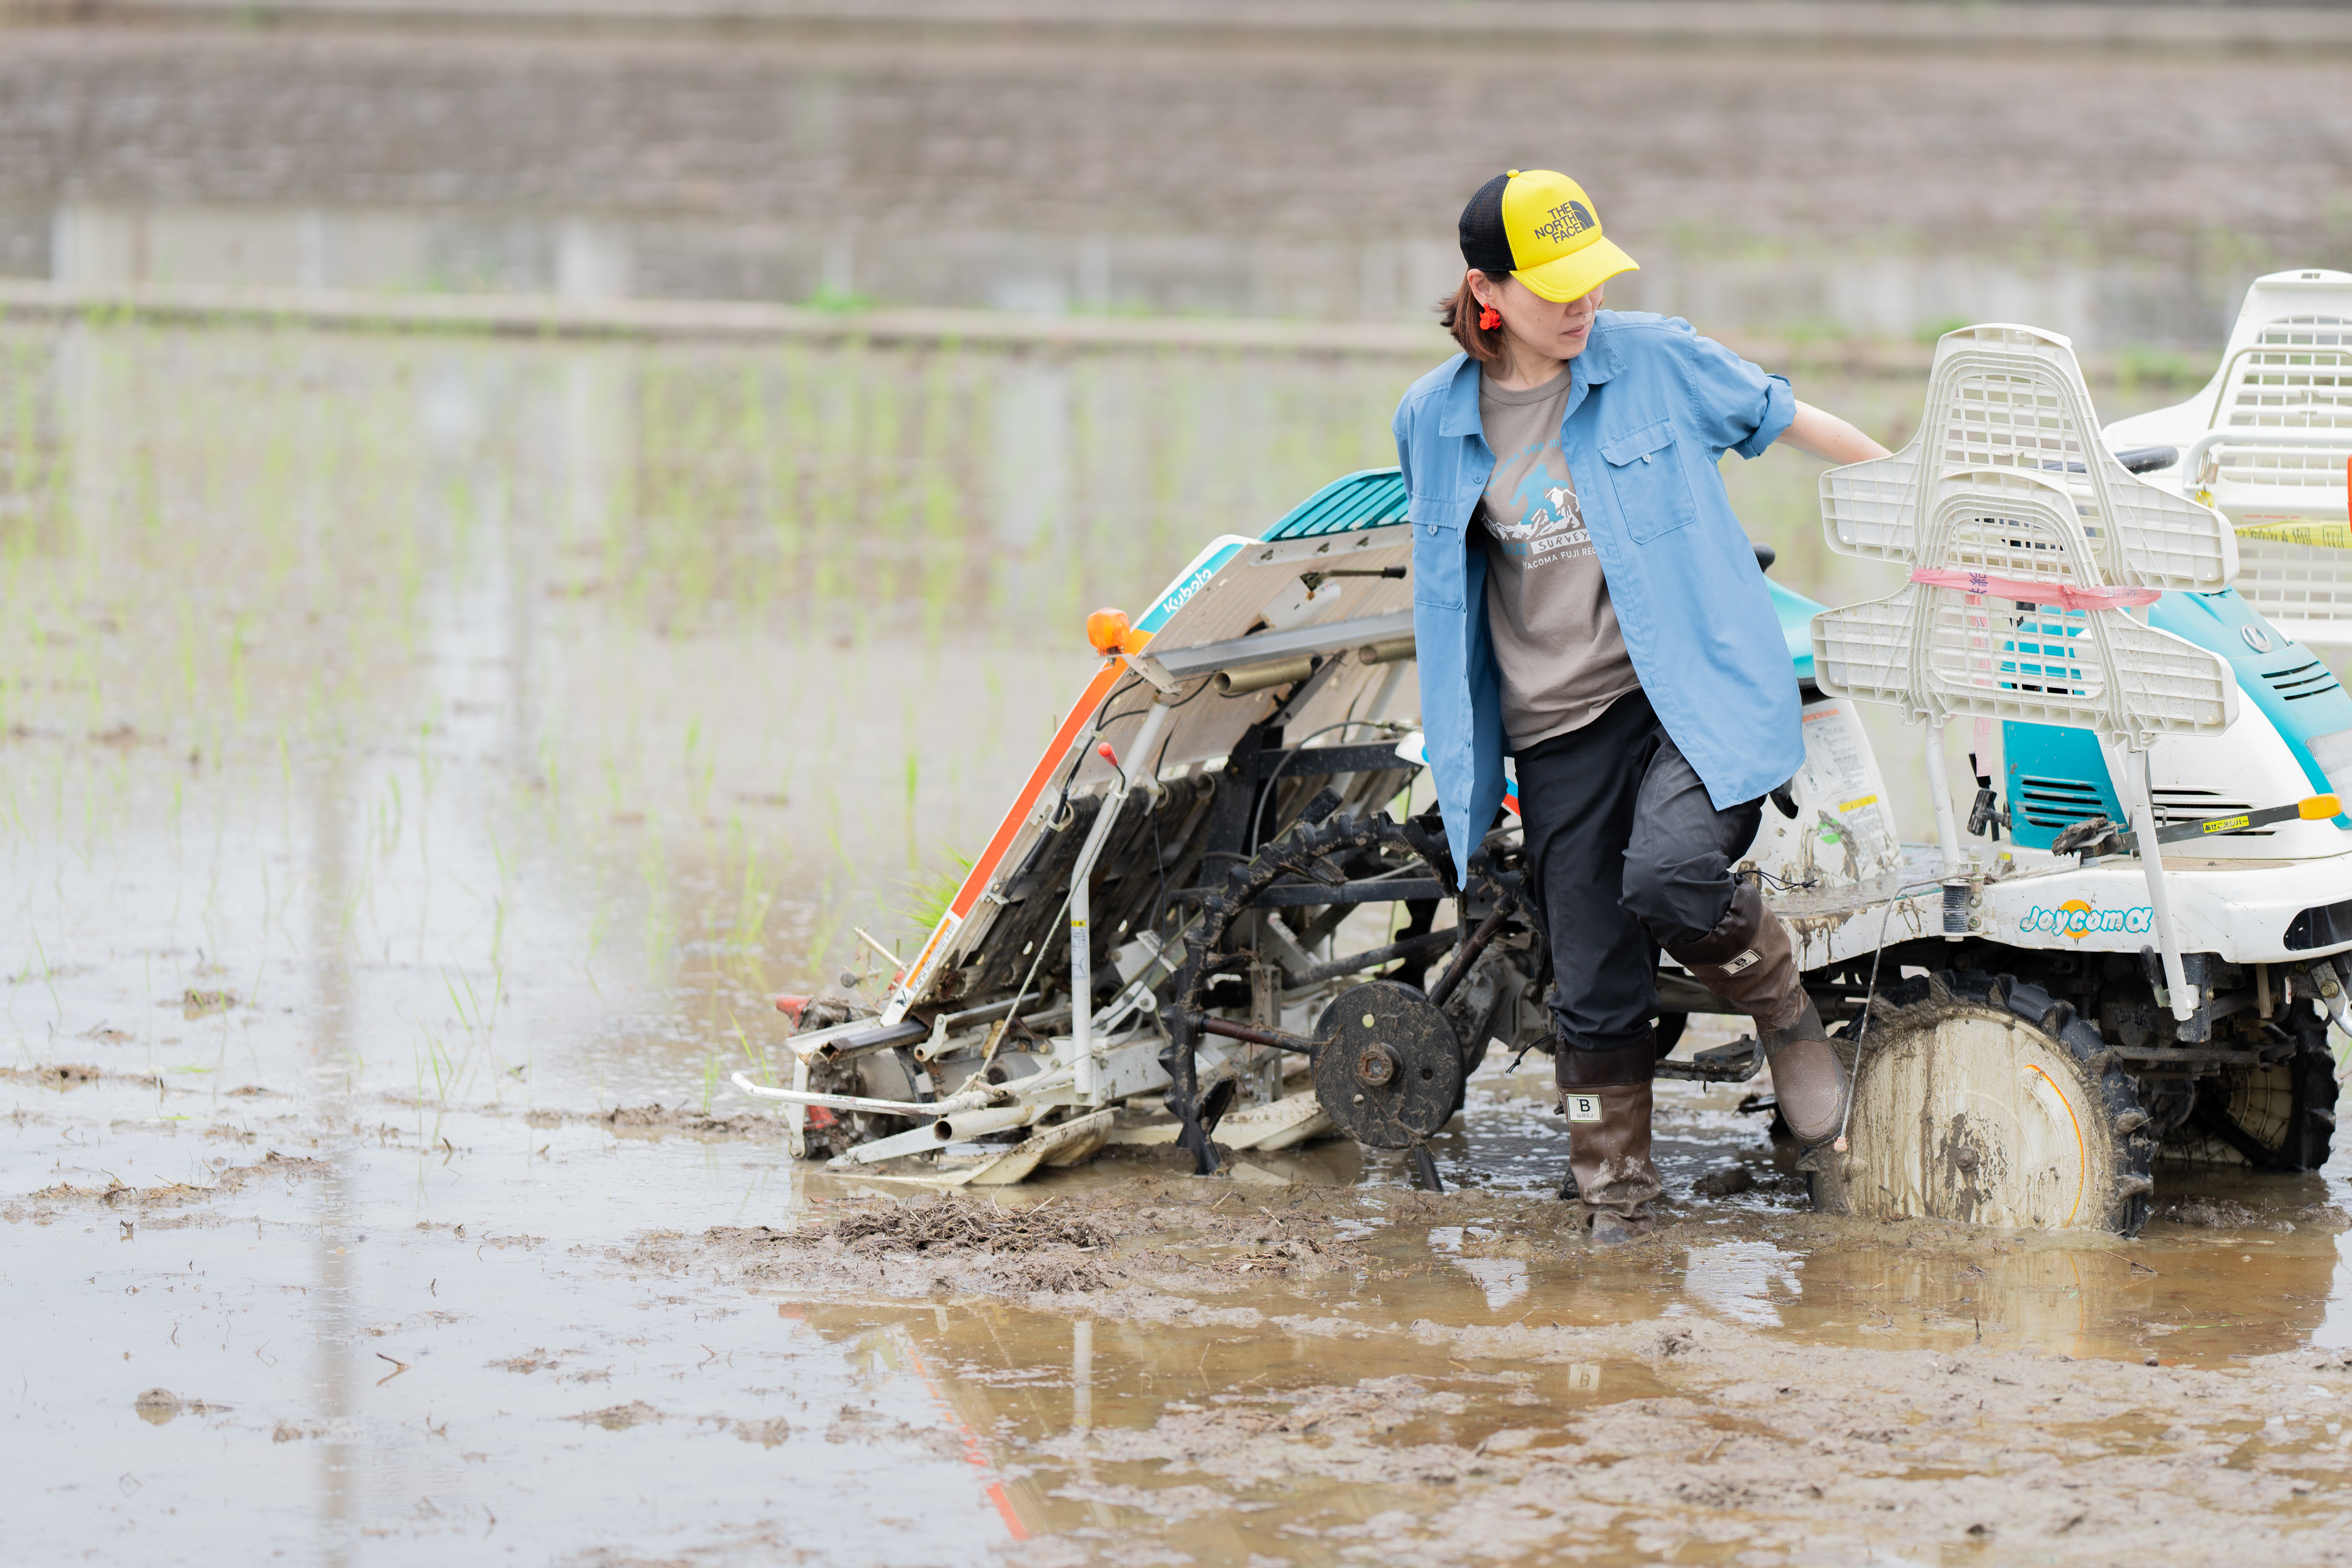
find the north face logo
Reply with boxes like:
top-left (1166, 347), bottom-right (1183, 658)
top-left (1533, 201), bottom-right (1594, 243)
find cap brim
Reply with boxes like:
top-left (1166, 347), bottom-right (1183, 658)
top-left (1515, 236), bottom-right (1639, 304)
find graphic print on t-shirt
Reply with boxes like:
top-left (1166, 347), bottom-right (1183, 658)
top-left (1475, 365), bottom-right (1638, 751)
top-left (1482, 448), bottom-right (1591, 571)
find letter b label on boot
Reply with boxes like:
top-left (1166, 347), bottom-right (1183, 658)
top-left (1564, 1092), bottom-right (1603, 1123)
top-left (1717, 950), bottom-right (1761, 975)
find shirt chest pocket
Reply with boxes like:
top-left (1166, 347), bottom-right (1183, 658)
top-left (1599, 418), bottom-right (1700, 544)
top-left (1408, 481), bottom-right (1480, 611)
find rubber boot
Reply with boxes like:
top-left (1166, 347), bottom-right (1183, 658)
top-left (1665, 879), bottom-right (1846, 1146)
top-left (1558, 1038), bottom-right (1663, 1245)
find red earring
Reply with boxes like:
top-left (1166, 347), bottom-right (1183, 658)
top-left (1478, 305), bottom-right (1501, 331)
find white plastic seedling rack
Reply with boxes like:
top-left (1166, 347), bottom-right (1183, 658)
top-left (2106, 270), bottom-right (2352, 642)
top-left (1812, 323), bottom-right (2239, 1020)
top-left (2189, 275), bottom-right (2352, 521)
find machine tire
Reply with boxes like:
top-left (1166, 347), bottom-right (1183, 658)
top-left (2158, 1043), bottom-right (2340, 1173)
top-left (1810, 970), bottom-right (2152, 1236)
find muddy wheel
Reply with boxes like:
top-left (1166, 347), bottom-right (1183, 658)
top-left (1810, 971), bottom-right (2153, 1236)
top-left (2159, 1041), bottom-right (2340, 1172)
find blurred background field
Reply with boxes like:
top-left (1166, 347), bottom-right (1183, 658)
top-left (6, 8), bottom-right (2350, 347)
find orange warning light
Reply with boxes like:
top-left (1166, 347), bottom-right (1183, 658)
top-left (1085, 607), bottom-right (1136, 655)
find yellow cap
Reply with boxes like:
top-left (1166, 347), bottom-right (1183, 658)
top-left (1495, 170), bottom-right (1639, 303)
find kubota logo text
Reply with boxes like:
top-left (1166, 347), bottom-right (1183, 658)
top-left (2021, 900), bottom-right (2154, 939)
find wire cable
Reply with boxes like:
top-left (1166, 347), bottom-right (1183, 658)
top-left (1830, 876), bottom-right (1946, 1152)
top-left (1246, 719), bottom-right (1413, 853)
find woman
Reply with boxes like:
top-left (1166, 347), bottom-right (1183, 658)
top-left (1394, 170), bottom-right (1891, 1245)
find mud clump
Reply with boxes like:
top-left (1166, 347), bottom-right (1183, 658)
top-left (734, 1417), bottom-right (791, 1447)
top-left (826, 1403), bottom-right (964, 1458)
top-left (1207, 1238), bottom-right (1332, 1276)
top-left (601, 1104), bottom-right (686, 1128)
top-left (989, 1252), bottom-right (1124, 1294)
top-left (216, 1151), bottom-right (332, 1191)
top-left (1691, 1166), bottom-right (1756, 1198)
top-left (570, 1401), bottom-right (662, 1431)
top-left (820, 1194), bottom-right (1118, 1257)
top-left (3, 1062), bottom-right (151, 1090)
top-left (35, 1152), bottom-right (339, 1208)
top-left (35, 1152), bottom-right (328, 1209)
top-left (33, 1175), bottom-right (209, 1209)
top-left (1652, 1327), bottom-right (1700, 1358)
top-left (821, 1195), bottom-right (1128, 1294)
top-left (2154, 1197), bottom-right (2304, 1232)
top-left (595, 1104), bottom-right (786, 1139)
top-left (180, 988), bottom-right (237, 1019)
top-left (647, 1194), bottom-right (1136, 1301)
top-left (133, 1389), bottom-right (229, 1424)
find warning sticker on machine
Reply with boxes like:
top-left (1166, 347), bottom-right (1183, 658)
top-left (1797, 703), bottom-right (1900, 873)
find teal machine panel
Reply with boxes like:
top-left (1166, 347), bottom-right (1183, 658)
top-left (2003, 722), bottom-right (2124, 851)
top-left (1999, 588), bottom-right (2352, 850)
top-left (2149, 589), bottom-right (2352, 827)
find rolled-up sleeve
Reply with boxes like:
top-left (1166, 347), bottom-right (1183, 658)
top-left (1671, 326), bottom-right (1795, 460)
top-left (1392, 405), bottom-right (1416, 502)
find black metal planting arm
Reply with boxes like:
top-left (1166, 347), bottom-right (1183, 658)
top-left (1159, 812), bottom-right (1444, 1172)
top-left (1154, 809), bottom-right (1535, 1176)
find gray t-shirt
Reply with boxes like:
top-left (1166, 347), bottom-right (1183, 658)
top-left (1476, 367), bottom-right (1641, 752)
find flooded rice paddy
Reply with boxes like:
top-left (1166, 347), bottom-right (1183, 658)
top-left (9, 314), bottom-right (2352, 1564)
top-left (11, 12), bottom-right (2352, 1560)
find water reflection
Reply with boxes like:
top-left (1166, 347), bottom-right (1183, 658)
top-left (1683, 1241), bottom-right (1802, 1329)
top-left (16, 196), bottom-right (2275, 356)
top-left (0, 319), bottom-right (1420, 1108)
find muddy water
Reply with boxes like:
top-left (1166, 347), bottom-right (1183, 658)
top-left (8, 317), bottom-right (2352, 1563)
top-left (13, 1072), bottom-right (2352, 1564)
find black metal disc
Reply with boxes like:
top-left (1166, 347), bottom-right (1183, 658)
top-left (1311, 980), bottom-right (1463, 1149)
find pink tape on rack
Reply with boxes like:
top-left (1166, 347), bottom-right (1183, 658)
top-left (1908, 568), bottom-right (2159, 610)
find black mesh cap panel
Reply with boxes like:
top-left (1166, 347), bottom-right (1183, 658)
top-left (1458, 173), bottom-right (1516, 275)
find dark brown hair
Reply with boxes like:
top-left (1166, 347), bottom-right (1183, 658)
top-left (1436, 271), bottom-right (1509, 363)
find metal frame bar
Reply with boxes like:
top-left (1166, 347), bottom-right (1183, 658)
top-left (1067, 696), bottom-right (1177, 1101)
top-left (2185, 426), bottom-right (2352, 487)
top-left (1146, 610), bottom-right (1415, 680)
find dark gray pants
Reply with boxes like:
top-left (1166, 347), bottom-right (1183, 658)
top-left (1514, 688), bottom-right (1763, 1061)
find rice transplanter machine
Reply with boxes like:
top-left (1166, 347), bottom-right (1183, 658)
top-left (737, 272), bottom-right (2352, 1236)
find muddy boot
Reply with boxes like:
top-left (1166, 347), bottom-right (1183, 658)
top-left (1665, 879), bottom-right (1847, 1146)
top-left (1558, 1038), bottom-right (1663, 1245)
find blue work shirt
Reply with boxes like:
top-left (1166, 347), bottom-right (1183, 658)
top-left (1393, 310), bottom-right (1803, 875)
